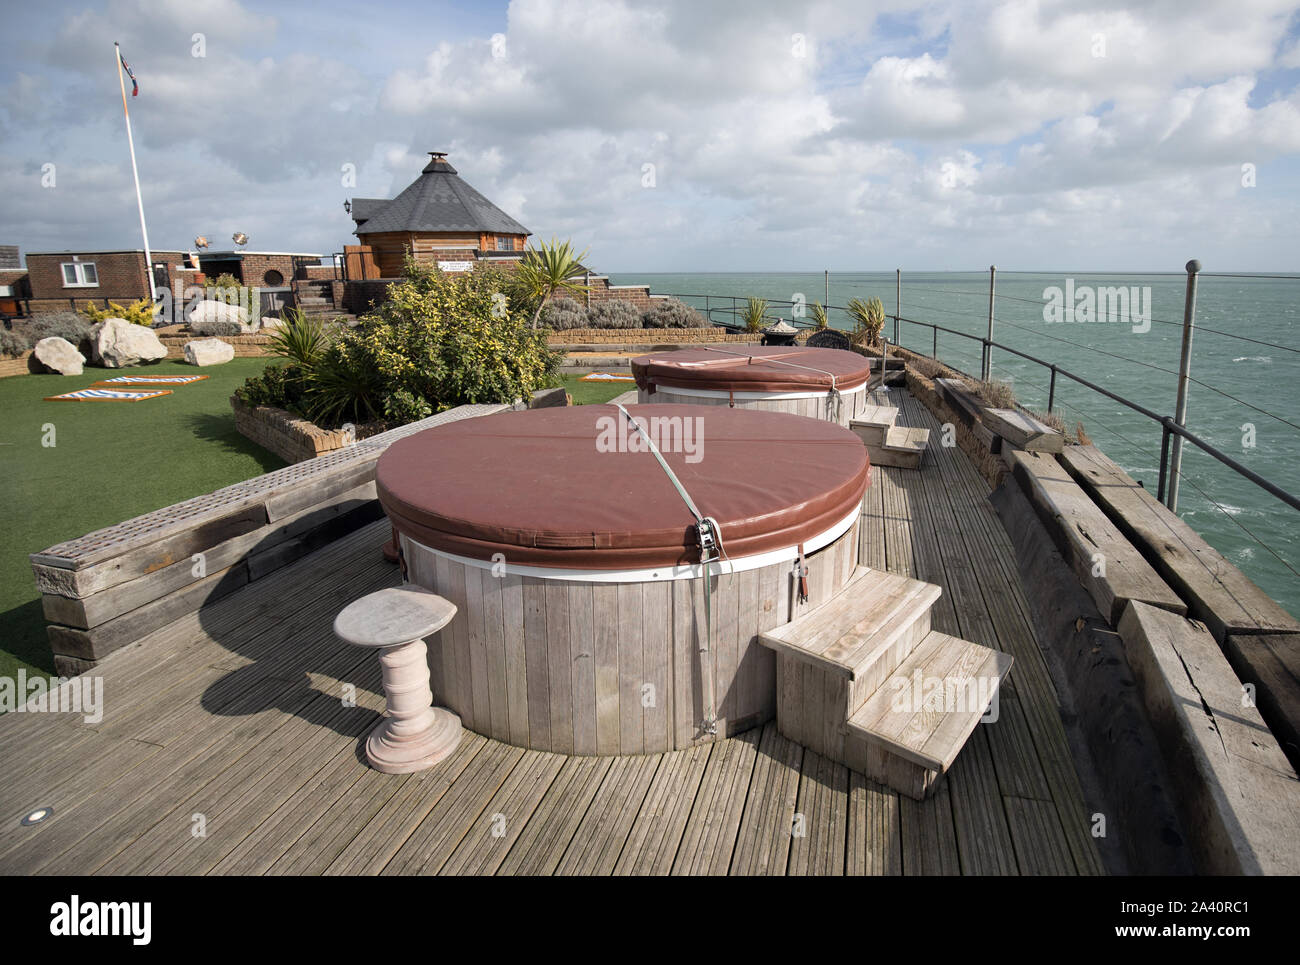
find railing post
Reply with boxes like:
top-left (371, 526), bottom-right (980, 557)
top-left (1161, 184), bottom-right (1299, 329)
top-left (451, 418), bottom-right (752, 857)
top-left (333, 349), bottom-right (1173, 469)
top-left (895, 269), bottom-right (901, 344)
top-left (825, 269), bottom-right (829, 311)
top-left (932, 325), bottom-right (938, 359)
top-left (983, 265), bottom-right (996, 381)
top-left (1157, 419), bottom-right (1172, 504)
top-left (1166, 259), bottom-right (1201, 513)
top-left (1048, 364), bottom-right (1057, 413)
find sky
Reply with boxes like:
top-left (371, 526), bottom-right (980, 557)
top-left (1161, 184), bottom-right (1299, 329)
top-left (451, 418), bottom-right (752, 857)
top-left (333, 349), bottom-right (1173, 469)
top-left (2, 0), bottom-right (1300, 273)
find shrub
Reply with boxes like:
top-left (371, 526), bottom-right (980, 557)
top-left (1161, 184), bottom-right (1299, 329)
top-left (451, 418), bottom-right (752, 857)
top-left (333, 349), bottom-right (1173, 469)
top-left (909, 357), bottom-right (948, 380)
top-left (205, 273), bottom-right (241, 293)
top-left (190, 320), bottom-right (244, 337)
top-left (26, 313), bottom-right (93, 351)
top-left (976, 379), bottom-right (1017, 409)
top-left (741, 297), bottom-right (769, 333)
top-left (585, 299), bottom-right (642, 329)
top-left (540, 297), bottom-right (590, 331)
top-left (235, 363), bottom-right (307, 412)
top-left (249, 260), bottom-right (562, 429)
top-left (267, 308), bottom-right (331, 367)
top-left (811, 301), bottom-right (829, 329)
top-left (846, 297), bottom-right (886, 347)
top-left (83, 298), bottom-right (155, 326)
top-left (642, 298), bottom-right (708, 329)
top-left (0, 329), bottom-right (32, 358)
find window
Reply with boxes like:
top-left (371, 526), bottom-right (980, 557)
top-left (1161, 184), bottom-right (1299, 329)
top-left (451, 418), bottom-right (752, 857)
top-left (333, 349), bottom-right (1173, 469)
top-left (496, 237), bottom-right (511, 251)
top-left (60, 262), bottom-right (99, 287)
top-left (263, 269), bottom-right (284, 286)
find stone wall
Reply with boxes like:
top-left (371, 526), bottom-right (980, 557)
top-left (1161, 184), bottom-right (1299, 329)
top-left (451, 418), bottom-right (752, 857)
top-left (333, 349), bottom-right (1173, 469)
top-left (231, 396), bottom-right (383, 464)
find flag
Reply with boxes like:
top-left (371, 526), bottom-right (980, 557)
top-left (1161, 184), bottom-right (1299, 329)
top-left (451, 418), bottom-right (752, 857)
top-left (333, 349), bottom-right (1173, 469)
top-left (119, 50), bottom-right (138, 96)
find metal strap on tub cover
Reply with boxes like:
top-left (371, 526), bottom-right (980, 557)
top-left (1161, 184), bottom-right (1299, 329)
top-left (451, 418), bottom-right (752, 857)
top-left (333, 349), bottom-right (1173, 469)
top-left (375, 404), bottom-right (870, 570)
top-left (630, 345), bottom-right (870, 395)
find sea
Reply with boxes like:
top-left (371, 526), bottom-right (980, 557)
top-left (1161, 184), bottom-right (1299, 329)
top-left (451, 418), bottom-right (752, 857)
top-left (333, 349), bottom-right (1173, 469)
top-left (609, 270), bottom-right (1300, 619)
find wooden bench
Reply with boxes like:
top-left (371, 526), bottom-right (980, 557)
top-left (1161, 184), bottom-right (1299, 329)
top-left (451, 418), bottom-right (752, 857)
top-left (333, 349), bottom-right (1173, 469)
top-left (31, 403), bottom-right (511, 674)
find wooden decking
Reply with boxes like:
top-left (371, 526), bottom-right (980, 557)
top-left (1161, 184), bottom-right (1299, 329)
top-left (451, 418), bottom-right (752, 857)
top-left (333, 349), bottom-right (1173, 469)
top-left (0, 391), bottom-right (1105, 875)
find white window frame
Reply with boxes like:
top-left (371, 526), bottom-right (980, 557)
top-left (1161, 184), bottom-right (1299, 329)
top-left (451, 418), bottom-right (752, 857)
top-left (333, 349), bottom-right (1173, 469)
top-left (61, 262), bottom-right (99, 288)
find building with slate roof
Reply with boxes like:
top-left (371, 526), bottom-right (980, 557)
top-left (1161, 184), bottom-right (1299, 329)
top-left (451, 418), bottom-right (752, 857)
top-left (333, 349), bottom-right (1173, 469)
top-left (346, 153), bottom-right (531, 278)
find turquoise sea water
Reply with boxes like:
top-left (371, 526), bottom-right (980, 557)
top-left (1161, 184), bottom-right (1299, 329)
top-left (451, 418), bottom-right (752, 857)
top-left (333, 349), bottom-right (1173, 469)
top-left (610, 270), bottom-right (1300, 619)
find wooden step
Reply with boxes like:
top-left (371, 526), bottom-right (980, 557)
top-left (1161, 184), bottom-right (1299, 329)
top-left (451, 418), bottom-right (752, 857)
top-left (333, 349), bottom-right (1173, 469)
top-left (849, 405), bottom-right (899, 447)
top-left (866, 425), bottom-right (929, 470)
top-left (759, 567), bottom-right (940, 694)
top-left (847, 630), bottom-right (1013, 773)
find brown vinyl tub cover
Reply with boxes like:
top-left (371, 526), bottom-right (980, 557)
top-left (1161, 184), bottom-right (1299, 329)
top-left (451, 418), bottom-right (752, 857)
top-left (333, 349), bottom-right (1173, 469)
top-left (631, 345), bottom-right (870, 398)
top-left (377, 404), bottom-right (870, 577)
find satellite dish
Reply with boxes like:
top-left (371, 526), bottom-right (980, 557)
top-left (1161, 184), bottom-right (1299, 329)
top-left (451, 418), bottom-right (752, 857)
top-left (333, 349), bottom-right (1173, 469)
top-left (232, 232), bottom-right (249, 247)
top-left (194, 236), bottom-right (209, 249)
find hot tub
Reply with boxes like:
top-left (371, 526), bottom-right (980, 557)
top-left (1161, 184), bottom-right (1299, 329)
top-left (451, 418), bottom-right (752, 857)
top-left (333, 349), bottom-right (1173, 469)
top-left (631, 345), bottom-right (872, 427)
top-left (376, 404), bottom-right (869, 756)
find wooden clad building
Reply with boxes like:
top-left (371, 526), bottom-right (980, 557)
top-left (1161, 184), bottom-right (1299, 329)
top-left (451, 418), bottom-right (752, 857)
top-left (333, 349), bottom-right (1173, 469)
top-left (347, 153), bottom-right (531, 279)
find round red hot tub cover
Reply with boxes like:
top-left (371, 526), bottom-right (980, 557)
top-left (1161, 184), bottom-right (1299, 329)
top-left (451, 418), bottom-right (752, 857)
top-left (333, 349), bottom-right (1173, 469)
top-left (377, 404), bottom-right (870, 570)
top-left (631, 345), bottom-right (870, 395)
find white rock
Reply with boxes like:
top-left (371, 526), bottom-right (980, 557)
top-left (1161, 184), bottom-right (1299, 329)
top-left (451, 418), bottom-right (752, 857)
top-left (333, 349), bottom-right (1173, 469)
top-left (33, 337), bottom-right (85, 375)
top-left (260, 316), bottom-right (282, 330)
top-left (90, 318), bottom-right (168, 368)
top-left (187, 299), bottom-right (250, 328)
top-left (183, 338), bottom-right (235, 366)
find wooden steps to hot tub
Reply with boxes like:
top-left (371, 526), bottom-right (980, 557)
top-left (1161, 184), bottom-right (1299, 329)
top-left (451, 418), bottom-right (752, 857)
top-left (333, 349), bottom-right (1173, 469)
top-left (759, 566), bottom-right (1012, 799)
top-left (849, 406), bottom-right (930, 470)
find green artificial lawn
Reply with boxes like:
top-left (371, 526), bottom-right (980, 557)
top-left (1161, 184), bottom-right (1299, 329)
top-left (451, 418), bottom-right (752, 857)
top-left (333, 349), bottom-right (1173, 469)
top-left (0, 359), bottom-right (284, 681)
top-left (560, 373), bottom-right (635, 406)
top-left (0, 364), bottom-right (626, 683)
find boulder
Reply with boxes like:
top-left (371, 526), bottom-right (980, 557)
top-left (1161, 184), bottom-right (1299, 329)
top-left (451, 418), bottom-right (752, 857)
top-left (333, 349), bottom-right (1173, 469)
top-left (183, 338), bottom-right (235, 366)
top-left (187, 299), bottom-right (250, 328)
top-left (90, 318), bottom-right (168, 368)
top-left (33, 337), bottom-right (86, 375)
top-left (259, 316), bottom-right (282, 331)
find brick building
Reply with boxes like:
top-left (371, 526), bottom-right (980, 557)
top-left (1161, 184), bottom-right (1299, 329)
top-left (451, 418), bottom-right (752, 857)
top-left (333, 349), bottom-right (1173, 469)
top-left (24, 249), bottom-right (188, 314)
top-left (345, 152), bottom-right (530, 279)
top-left (22, 248), bottom-right (322, 316)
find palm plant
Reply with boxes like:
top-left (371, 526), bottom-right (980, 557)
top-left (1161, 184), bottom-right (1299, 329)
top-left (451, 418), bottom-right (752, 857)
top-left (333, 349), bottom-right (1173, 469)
top-left (846, 296), bottom-right (886, 347)
top-left (810, 301), bottom-right (829, 329)
top-left (267, 308), bottom-right (330, 368)
top-left (741, 297), bottom-right (770, 333)
top-left (516, 237), bottom-right (590, 328)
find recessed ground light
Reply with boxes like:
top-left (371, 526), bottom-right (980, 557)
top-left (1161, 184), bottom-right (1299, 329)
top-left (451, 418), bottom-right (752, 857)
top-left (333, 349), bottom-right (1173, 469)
top-left (21, 807), bottom-right (53, 826)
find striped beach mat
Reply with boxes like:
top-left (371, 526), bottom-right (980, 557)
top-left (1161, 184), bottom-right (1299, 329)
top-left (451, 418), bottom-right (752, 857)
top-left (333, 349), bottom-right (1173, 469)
top-left (579, 372), bottom-right (636, 382)
top-left (91, 374), bottom-right (209, 386)
top-left (44, 388), bottom-right (173, 402)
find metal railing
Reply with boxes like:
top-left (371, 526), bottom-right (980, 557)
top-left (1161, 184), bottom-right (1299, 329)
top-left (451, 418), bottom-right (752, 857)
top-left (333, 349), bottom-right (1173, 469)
top-left (652, 262), bottom-right (1300, 524)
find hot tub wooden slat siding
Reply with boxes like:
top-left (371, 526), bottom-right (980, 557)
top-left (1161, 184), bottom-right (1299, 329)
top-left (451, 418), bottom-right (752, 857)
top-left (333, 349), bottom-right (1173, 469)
top-left (402, 526), bottom-right (857, 756)
top-left (637, 387), bottom-right (871, 427)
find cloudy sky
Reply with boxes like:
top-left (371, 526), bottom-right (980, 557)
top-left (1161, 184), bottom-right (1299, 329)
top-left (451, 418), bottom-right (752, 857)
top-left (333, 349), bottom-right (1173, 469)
top-left (3, 0), bottom-right (1300, 272)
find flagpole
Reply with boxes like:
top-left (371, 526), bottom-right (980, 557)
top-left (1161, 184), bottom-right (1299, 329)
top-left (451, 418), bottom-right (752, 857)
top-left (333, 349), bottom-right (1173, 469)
top-left (115, 41), bottom-right (156, 302)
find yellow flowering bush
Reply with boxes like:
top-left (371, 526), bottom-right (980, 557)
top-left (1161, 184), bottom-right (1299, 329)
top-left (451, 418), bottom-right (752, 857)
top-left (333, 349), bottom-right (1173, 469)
top-left (298, 259), bottom-right (561, 427)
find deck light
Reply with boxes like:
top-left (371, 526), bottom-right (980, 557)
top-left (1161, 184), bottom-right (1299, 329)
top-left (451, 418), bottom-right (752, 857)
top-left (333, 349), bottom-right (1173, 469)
top-left (21, 806), bottom-right (52, 826)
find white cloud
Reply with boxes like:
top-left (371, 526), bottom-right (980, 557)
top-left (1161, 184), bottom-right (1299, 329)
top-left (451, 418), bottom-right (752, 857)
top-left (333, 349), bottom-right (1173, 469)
top-left (2, 0), bottom-right (1299, 270)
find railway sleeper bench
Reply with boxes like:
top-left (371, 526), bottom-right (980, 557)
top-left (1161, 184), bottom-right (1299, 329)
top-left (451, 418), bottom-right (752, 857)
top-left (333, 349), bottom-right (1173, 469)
top-left (30, 403), bottom-right (512, 675)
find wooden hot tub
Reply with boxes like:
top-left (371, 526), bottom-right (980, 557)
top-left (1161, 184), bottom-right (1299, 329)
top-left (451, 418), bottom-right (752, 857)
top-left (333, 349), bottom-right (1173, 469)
top-left (376, 404), bottom-right (870, 756)
top-left (631, 345), bottom-right (872, 427)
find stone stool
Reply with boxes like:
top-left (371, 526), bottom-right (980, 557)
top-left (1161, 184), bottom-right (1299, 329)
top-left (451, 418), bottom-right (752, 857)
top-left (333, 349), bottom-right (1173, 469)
top-left (334, 585), bottom-right (462, 774)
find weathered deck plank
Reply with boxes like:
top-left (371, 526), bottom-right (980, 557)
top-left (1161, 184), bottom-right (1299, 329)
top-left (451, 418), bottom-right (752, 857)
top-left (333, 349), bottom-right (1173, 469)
top-left (0, 390), bottom-right (1112, 874)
